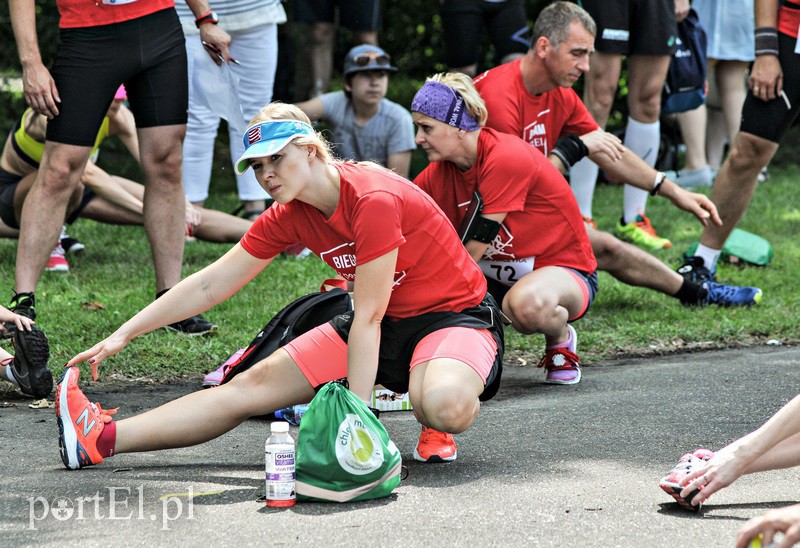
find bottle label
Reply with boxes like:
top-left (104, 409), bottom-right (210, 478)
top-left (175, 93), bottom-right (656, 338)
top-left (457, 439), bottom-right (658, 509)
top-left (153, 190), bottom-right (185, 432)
top-left (265, 447), bottom-right (296, 501)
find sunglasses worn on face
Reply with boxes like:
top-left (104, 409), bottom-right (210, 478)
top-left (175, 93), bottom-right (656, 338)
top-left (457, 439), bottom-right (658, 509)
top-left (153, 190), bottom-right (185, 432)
top-left (353, 53), bottom-right (391, 66)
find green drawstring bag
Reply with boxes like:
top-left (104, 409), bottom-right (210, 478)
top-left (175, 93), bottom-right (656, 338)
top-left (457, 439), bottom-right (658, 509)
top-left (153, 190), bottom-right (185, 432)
top-left (685, 228), bottom-right (773, 267)
top-left (296, 382), bottom-right (402, 502)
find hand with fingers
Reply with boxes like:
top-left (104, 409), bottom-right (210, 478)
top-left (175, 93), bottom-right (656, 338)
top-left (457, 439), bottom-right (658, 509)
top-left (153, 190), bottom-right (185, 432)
top-left (580, 129), bottom-right (626, 162)
top-left (663, 184), bottom-right (722, 227)
top-left (679, 445), bottom-right (755, 507)
top-left (750, 55), bottom-right (783, 102)
top-left (199, 24), bottom-right (232, 66)
top-left (736, 504), bottom-right (800, 548)
top-left (66, 332), bottom-right (130, 381)
top-left (674, 0), bottom-right (690, 22)
top-left (22, 61), bottom-right (60, 119)
top-left (0, 305), bottom-right (36, 335)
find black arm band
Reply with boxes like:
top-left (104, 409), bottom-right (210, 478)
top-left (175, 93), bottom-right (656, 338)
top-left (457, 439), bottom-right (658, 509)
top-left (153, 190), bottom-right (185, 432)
top-left (754, 27), bottom-right (780, 56)
top-left (551, 134), bottom-right (590, 169)
top-left (464, 216), bottom-right (501, 244)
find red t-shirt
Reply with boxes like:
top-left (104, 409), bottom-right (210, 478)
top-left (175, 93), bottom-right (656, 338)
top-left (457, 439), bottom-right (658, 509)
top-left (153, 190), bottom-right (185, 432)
top-left (414, 128), bottom-right (596, 274)
top-left (474, 59), bottom-right (598, 156)
top-left (241, 162), bottom-right (487, 319)
top-left (779, 1), bottom-right (800, 38)
top-left (56, 0), bottom-right (174, 29)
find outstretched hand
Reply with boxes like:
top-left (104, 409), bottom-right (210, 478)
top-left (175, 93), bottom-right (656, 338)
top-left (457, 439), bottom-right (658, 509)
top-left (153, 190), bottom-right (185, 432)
top-left (66, 332), bottom-right (130, 381)
top-left (679, 445), bottom-right (753, 507)
top-left (736, 503), bottom-right (800, 548)
top-left (663, 184), bottom-right (722, 227)
top-left (580, 129), bottom-right (626, 162)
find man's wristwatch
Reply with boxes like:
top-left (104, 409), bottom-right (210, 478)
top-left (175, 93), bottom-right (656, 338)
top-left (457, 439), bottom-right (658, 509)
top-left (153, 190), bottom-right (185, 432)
top-left (195, 10), bottom-right (219, 28)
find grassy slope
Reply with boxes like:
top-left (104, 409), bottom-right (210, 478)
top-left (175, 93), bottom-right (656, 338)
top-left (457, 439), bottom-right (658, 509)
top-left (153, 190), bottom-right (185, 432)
top-left (0, 166), bottom-right (797, 379)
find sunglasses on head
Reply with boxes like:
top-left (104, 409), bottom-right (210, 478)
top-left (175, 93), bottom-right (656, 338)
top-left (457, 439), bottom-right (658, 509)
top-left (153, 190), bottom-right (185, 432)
top-left (353, 52), bottom-right (391, 66)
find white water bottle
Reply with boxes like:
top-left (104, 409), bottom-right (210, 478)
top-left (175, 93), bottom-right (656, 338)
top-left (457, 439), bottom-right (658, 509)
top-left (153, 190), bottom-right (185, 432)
top-left (265, 422), bottom-right (296, 507)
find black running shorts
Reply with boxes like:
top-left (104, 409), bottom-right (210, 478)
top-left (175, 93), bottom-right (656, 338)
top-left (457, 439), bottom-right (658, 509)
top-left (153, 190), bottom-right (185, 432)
top-left (47, 8), bottom-right (188, 147)
top-left (740, 33), bottom-right (800, 143)
top-left (577, 0), bottom-right (678, 56)
top-left (0, 167), bottom-right (22, 229)
top-left (440, 0), bottom-right (530, 68)
top-left (294, 0), bottom-right (382, 31)
top-left (330, 293), bottom-right (506, 401)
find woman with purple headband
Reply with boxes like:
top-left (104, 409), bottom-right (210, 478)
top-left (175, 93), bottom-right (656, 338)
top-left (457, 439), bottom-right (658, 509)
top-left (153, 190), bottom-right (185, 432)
top-left (411, 73), bottom-right (598, 463)
top-left (51, 102), bottom-right (506, 470)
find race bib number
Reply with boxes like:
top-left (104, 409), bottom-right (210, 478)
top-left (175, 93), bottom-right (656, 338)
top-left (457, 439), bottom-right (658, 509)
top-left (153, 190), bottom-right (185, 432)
top-left (479, 257), bottom-right (534, 287)
top-left (102, 0), bottom-right (139, 5)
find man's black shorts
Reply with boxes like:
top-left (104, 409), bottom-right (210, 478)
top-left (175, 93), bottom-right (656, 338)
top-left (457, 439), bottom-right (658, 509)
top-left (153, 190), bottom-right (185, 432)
top-left (47, 8), bottom-right (188, 147)
top-left (577, 0), bottom-right (677, 56)
top-left (740, 33), bottom-right (800, 143)
top-left (440, 0), bottom-right (530, 68)
top-left (0, 167), bottom-right (22, 229)
top-left (329, 293), bottom-right (505, 401)
top-left (294, 0), bottom-right (382, 31)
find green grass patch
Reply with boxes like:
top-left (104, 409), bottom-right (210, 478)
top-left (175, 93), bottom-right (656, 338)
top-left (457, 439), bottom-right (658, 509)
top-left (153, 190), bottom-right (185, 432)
top-left (1, 166), bottom-right (798, 380)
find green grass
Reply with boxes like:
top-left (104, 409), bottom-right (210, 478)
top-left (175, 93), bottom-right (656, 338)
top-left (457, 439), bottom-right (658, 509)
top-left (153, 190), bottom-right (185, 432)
top-left (1, 165), bottom-right (798, 380)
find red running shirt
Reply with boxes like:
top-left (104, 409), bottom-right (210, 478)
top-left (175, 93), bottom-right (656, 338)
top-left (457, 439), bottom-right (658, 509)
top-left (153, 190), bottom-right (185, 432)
top-left (56, 0), bottom-right (174, 29)
top-left (474, 59), bottom-right (598, 156)
top-left (779, 2), bottom-right (800, 38)
top-left (241, 162), bottom-right (487, 319)
top-left (414, 128), bottom-right (596, 273)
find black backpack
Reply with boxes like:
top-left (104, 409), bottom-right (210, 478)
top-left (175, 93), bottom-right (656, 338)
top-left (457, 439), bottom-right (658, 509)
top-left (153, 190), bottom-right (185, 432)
top-left (220, 289), bottom-right (353, 384)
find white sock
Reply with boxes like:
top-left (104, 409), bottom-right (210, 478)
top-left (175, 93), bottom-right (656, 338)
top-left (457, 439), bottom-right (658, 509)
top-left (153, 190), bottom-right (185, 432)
top-left (5, 365), bottom-right (18, 387)
top-left (694, 244), bottom-right (721, 271)
top-left (622, 117), bottom-right (661, 224)
top-left (569, 157), bottom-right (599, 219)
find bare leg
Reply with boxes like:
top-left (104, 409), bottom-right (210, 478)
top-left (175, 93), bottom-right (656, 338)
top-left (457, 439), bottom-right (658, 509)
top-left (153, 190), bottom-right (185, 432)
top-left (310, 22), bottom-right (335, 96)
top-left (79, 196), bottom-right (142, 225)
top-left (115, 349), bottom-right (314, 454)
top-left (502, 266), bottom-right (586, 345)
top-left (407, 358), bottom-right (484, 434)
top-left (700, 132), bottom-right (778, 249)
top-left (716, 60), bottom-right (750, 149)
top-left (192, 206), bottom-right (253, 243)
top-left (676, 105), bottom-right (709, 171)
top-left (14, 143), bottom-right (93, 293)
top-left (588, 227), bottom-right (683, 295)
top-left (583, 52), bottom-right (623, 128)
top-left (137, 125), bottom-right (186, 293)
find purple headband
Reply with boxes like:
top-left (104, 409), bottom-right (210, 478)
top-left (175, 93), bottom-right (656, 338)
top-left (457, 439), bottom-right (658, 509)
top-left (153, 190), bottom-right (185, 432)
top-left (411, 81), bottom-right (480, 131)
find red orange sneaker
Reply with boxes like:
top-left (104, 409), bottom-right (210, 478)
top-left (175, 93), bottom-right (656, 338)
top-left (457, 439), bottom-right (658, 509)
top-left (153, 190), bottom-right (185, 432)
top-left (413, 426), bottom-right (457, 463)
top-left (659, 448), bottom-right (715, 511)
top-left (56, 367), bottom-right (117, 470)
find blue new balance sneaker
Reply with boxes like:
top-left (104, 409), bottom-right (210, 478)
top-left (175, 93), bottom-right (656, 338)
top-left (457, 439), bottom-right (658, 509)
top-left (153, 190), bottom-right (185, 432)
top-left (704, 281), bottom-right (762, 307)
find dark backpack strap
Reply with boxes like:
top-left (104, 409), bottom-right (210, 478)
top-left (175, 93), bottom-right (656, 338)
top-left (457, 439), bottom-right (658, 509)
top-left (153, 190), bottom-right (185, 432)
top-left (220, 289), bottom-right (353, 384)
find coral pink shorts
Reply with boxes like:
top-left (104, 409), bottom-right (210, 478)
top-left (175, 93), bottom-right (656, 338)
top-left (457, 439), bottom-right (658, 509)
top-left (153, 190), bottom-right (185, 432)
top-left (284, 323), bottom-right (498, 388)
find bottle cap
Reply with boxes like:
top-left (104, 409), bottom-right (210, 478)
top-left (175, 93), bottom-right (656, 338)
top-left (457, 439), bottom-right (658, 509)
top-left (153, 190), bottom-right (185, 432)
top-left (270, 421), bottom-right (290, 433)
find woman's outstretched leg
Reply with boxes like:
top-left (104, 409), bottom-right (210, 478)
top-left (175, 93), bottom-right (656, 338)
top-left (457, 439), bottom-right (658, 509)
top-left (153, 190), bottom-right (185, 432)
top-left (56, 348), bottom-right (315, 469)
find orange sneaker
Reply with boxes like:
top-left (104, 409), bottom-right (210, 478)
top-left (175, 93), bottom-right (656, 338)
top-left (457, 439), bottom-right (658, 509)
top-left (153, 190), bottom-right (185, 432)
top-left (56, 367), bottom-right (117, 470)
top-left (582, 217), bottom-right (597, 229)
top-left (413, 426), bottom-right (457, 463)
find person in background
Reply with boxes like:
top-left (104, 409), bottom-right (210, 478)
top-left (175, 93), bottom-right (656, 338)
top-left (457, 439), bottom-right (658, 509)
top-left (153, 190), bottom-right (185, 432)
top-left (295, 0), bottom-right (382, 98)
top-left (669, 0), bottom-right (756, 189)
top-left (438, 0), bottom-right (530, 77)
top-left (175, 0), bottom-right (287, 221)
top-left (568, 0), bottom-right (689, 251)
top-left (295, 44), bottom-right (416, 178)
top-left (473, 1), bottom-right (762, 308)
top-left (7, 0), bottom-right (230, 342)
top-left (411, 73), bottom-right (597, 462)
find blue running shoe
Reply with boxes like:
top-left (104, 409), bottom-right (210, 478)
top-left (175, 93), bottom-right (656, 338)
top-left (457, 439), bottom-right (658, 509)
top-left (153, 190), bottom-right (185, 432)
top-left (704, 281), bottom-right (762, 307)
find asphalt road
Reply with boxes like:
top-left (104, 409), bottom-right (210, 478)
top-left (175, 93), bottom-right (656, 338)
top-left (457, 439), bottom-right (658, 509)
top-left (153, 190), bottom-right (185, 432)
top-left (1, 345), bottom-right (798, 546)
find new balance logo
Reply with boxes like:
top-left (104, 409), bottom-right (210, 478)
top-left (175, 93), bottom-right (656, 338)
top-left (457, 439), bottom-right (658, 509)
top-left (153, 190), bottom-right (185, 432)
top-left (76, 408), bottom-right (96, 436)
